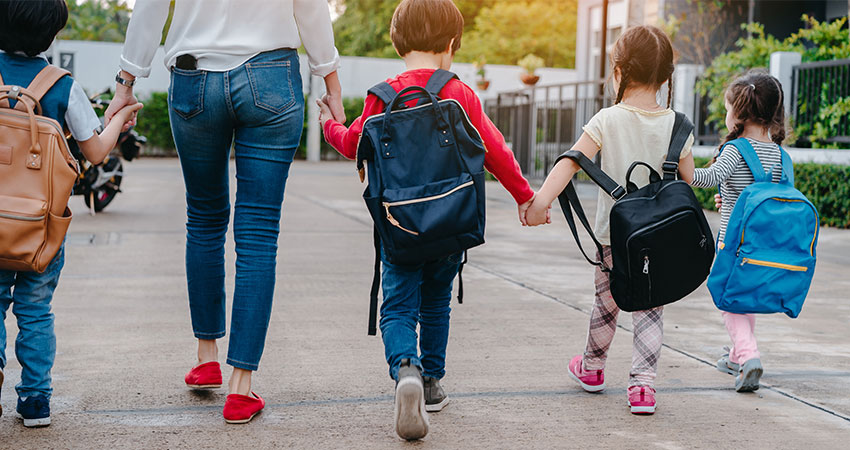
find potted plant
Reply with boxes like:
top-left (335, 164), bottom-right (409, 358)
top-left (474, 57), bottom-right (490, 91)
top-left (518, 53), bottom-right (544, 86)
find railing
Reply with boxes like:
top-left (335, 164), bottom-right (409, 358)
top-left (484, 80), bottom-right (610, 178)
top-left (792, 58), bottom-right (850, 145)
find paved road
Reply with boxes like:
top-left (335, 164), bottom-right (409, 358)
top-left (1, 159), bottom-right (848, 449)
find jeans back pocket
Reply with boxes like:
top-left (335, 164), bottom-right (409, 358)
top-left (245, 61), bottom-right (296, 114)
top-left (169, 68), bottom-right (206, 120)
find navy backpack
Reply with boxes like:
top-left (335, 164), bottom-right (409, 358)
top-left (356, 70), bottom-right (487, 335)
top-left (707, 138), bottom-right (819, 318)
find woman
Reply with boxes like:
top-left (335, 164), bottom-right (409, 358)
top-left (105, 0), bottom-right (344, 423)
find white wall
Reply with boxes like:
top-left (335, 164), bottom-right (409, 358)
top-left (52, 40), bottom-right (578, 100)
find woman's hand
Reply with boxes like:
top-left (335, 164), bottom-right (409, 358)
top-left (323, 71), bottom-right (346, 123)
top-left (714, 193), bottom-right (722, 210)
top-left (316, 99), bottom-right (333, 129)
top-left (105, 71), bottom-right (138, 131)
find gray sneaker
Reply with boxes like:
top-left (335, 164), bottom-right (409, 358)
top-left (735, 358), bottom-right (763, 392)
top-left (716, 348), bottom-right (740, 376)
top-left (394, 359), bottom-right (429, 440)
top-left (423, 376), bottom-right (449, 412)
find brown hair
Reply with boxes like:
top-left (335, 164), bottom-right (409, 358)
top-left (390, 0), bottom-right (464, 57)
top-left (721, 70), bottom-right (786, 149)
top-left (610, 25), bottom-right (675, 107)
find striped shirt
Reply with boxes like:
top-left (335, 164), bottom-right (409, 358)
top-left (692, 138), bottom-right (783, 242)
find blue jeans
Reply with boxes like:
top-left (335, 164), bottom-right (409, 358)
top-left (168, 49), bottom-right (304, 371)
top-left (0, 245), bottom-right (64, 399)
top-left (380, 250), bottom-right (462, 381)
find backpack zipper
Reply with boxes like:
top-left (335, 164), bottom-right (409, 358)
top-left (738, 197), bottom-right (818, 256)
top-left (382, 180), bottom-right (474, 236)
top-left (740, 257), bottom-right (807, 272)
top-left (0, 212), bottom-right (45, 221)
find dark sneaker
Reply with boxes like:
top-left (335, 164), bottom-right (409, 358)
top-left (1, 368), bottom-right (4, 418)
top-left (17, 395), bottom-right (51, 427)
top-left (735, 358), bottom-right (763, 392)
top-left (423, 376), bottom-right (449, 412)
top-left (394, 359), bottom-right (428, 440)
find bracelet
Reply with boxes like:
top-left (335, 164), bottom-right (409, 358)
top-left (115, 71), bottom-right (136, 88)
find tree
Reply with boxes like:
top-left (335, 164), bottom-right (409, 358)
top-left (332, 0), bottom-right (578, 68)
top-left (60, 0), bottom-right (131, 43)
top-left (659, 0), bottom-right (748, 66)
top-left (459, 0), bottom-right (576, 68)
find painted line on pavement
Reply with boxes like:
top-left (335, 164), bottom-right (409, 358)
top-left (470, 262), bottom-right (850, 424)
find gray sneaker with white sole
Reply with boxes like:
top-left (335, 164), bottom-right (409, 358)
top-left (423, 376), bottom-right (449, 412)
top-left (394, 359), bottom-right (429, 440)
top-left (735, 358), bottom-right (763, 392)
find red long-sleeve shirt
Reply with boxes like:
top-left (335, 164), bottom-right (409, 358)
top-left (322, 68), bottom-right (534, 205)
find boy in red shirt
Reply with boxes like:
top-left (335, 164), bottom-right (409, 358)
top-left (318, 0), bottom-right (535, 440)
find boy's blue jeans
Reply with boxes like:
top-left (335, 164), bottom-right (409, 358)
top-left (0, 245), bottom-right (64, 400)
top-left (380, 250), bottom-right (462, 381)
top-left (168, 49), bottom-right (304, 371)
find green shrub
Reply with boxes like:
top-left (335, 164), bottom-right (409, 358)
top-left (134, 92), bottom-right (176, 152)
top-left (691, 157), bottom-right (850, 228)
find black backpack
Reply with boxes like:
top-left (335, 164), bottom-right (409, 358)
top-left (556, 112), bottom-right (715, 311)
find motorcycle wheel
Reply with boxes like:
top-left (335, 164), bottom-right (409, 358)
top-left (84, 158), bottom-right (123, 212)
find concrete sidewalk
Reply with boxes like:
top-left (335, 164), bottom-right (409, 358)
top-left (0, 159), bottom-right (847, 449)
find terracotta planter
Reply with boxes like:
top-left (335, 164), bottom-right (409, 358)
top-left (520, 73), bottom-right (540, 86)
top-left (476, 79), bottom-right (491, 91)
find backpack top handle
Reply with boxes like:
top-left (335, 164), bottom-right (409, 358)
top-left (0, 65), bottom-right (69, 114)
top-left (379, 86), bottom-right (452, 158)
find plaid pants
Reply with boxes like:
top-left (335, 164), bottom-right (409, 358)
top-left (582, 246), bottom-right (664, 387)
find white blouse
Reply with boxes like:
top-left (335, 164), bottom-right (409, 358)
top-left (120, 0), bottom-right (340, 78)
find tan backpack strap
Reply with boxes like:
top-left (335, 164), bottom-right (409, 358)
top-left (0, 70), bottom-right (8, 109)
top-left (26, 65), bottom-right (71, 103)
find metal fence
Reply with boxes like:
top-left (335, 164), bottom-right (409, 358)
top-left (792, 58), bottom-right (850, 145)
top-left (484, 80), bottom-right (610, 178)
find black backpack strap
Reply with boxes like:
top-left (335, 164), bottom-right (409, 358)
top-left (368, 227), bottom-right (382, 336)
top-left (662, 112), bottom-right (695, 180)
top-left (553, 150), bottom-right (624, 271)
top-left (457, 251), bottom-right (466, 304)
top-left (367, 82), bottom-right (398, 106)
top-left (416, 69), bottom-right (458, 106)
top-left (555, 150), bottom-right (626, 200)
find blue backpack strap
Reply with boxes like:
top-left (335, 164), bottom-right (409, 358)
top-left (367, 81), bottom-right (397, 106)
top-left (416, 69), bottom-right (459, 105)
top-left (729, 137), bottom-right (768, 182)
top-left (780, 147), bottom-right (795, 186)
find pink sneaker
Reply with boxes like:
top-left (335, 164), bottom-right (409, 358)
top-left (628, 386), bottom-right (656, 415)
top-left (568, 355), bottom-right (605, 392)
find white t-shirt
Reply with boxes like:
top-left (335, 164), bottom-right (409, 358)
top-left (582, 103), bottom-right (694, 245)
top-left (120, 0), bottom-right (340, 77)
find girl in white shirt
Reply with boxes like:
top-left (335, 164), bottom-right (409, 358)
top-left (526, 26), bottom-right (695, 415)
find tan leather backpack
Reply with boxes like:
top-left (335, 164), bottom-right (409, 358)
top-left (0, 65), bottom-right (79, 273)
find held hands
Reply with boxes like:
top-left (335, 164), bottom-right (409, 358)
top-left (113, 102), bottom-right (144, 126)
top-left (104, 83), bottom-right (138, 132)
top-left (316, 99), bottom-right (333, 129)
top-left (715, 194), bottom-right (722, 210)
top-left (519, 193), bottom-right (552, 227)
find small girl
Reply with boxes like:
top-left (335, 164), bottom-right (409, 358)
top-left (688, 71), bottom-right (787, 392)
top-left (525, 25), bottom-right (695, 415)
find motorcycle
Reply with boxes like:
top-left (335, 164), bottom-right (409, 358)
top-left (66, 90), bottom-right (146, 214)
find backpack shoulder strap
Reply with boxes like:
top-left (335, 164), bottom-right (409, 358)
top-left (662, 112), bottom-right (694, 180)
top-left (728, 137), bottom-right (768, 182)
top-left (416, 69), bottom-right (458, 106)
top-left (424, 69), bottom-right (458, 96)
top-left (27, 65), bottom-right (70, 103)
top-left (367, 82), bottom-right (398, 106)
top-left (779, 147), bottom-right (795, 186)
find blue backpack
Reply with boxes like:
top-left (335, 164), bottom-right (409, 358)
top-left (707, 138), bottom-right (819, 318)
top-left (356, 70), bottom-right (487, 335)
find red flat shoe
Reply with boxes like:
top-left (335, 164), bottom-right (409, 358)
top-left (223, 392), bottom-right (265, 424)
top-left (184, 361), bottom-right (223, 389)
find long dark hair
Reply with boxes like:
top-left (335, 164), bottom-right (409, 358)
top-left (610, 25), bottom-right (675, 107)
top-left (720, 70), bottom-right (786, 151)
